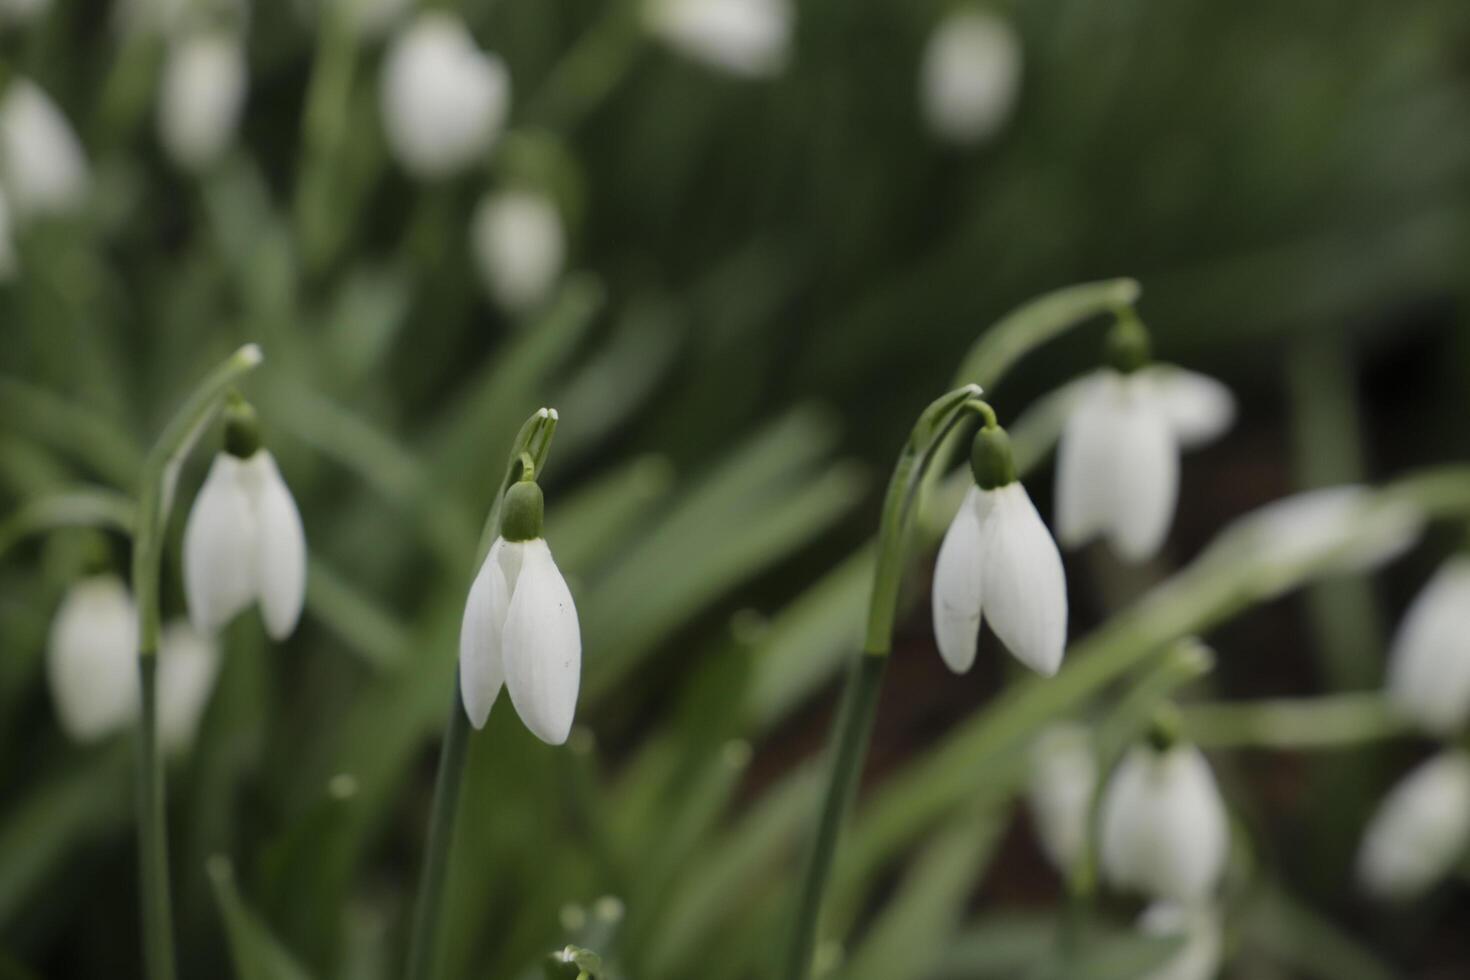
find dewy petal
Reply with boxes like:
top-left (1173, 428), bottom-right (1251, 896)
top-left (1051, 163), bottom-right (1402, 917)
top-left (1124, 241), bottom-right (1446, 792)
top-left (1105, 375), bottom-right (1179, 562)
top-left (1145, 365), bottom-right (1236, 450)
top-left (931, 485), bottom-right (985, 673)
top-left (459, 541), bottom-right (511, 729)
top-left (242, 451), bottom-right (307, 641)
top-left (46, 575), bottom-right (140, 742)
top-left (183, 453), bottom-right (258, 633)
top-left (1386, 557), bottom-right (1470, 736)
top-left (979, 483), bottom-right (1068, 676)
top-left (155, 620), bottom-right (221, 754)
top-left (502, 539), bottom-right (581, 745)
top-left (1357, 750), bottom-right (1470, 901)
top-left (1054, 373), bottom-right (1116, 550)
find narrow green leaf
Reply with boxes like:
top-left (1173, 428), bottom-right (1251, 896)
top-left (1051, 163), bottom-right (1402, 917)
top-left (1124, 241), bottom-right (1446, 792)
top-left (206, 856), bottom-right (316, 980)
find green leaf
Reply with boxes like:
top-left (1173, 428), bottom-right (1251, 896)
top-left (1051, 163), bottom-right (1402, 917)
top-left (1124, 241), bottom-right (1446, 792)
top-left (0, 487), bottom-right (136, 561)
top-left (206, 856), bottom-right (316, 980)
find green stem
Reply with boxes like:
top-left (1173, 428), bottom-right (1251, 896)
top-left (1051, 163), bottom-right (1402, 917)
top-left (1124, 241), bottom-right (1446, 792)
top-left (1182, 693), bottom-right (1409, 750)
top-left (782, 654), bottom-right (886, 980)
top-left (405, 683), bottom-right (472, 980)
top-left (136, 656), bottom-right (173, 980)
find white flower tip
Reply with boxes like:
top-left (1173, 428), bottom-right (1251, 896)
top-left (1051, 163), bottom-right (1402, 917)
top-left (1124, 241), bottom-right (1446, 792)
top-left (237, 342), bottom-right (263, 367)
top-left (536, 406), bottom-right (550, 418)
top-left (548, 407), bottom-right (559, 420)
top-left (462, 688), bottom-right (493, 729)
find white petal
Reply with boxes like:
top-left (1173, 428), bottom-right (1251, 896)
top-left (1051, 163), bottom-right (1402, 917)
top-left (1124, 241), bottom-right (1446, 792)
top-left (459, 543), bottom-right (511, 729)
top-left (1054, 373), bottom-right (1115, 549)
top-left (157, 32), bottom-right (248, 171)
top-left (646, 0), bottom-right (792, 78)
top-left (931, 486), bottom-right (984, 674)
top-left (1027, 724), bottom-right (1097, 873)
top-left (183, 454), bottom-right (258, 633)
top-left (1145, 366), bottom-right (1236, 450)
top-left (1100, 745), bottom-right (1228, 900)
top-left (0, 78), bottom-right (90, 220)
top-left (155, 620), bottom-right (221, 753)
top-left (470, 190), bottom-right (566, 312)
top-left (1104, 375), bottom-right (1179, 562)
top-left (47, 576), bottom-right (140, 742)
top-left (1387, 558), bottom-right (1470, 736)
top-left (241, 451), bottom-right (307, 641)
top-left (978, 483), bottom-right (1068, 676)
top-left (919, 9), bottom-right (1022, 144)
top-left (502, 539), bottom-right (581, 745)
top-left (1137, 903), bottom-right (1223, 980)
top-left (1358, 751), bottom-right (1470, 901)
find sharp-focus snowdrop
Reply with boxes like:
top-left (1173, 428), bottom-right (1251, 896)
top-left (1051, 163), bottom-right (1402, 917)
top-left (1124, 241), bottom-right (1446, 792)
top-left (471, 189), bottom-right (566, 312)
top-left (158, 32), bottom-right (249, 172)
top-left (645, 0), bottom-right (792, 79)
top-left (1136, 902), bottom-right (1223, 980)
top-left (919, 9), bottom-right (1023, 145)
top-left (1357, 750), bottom-right (1470, 901)
top-left (156, 620), bottom-right (222, 753)
top-left (1100, 740), bottom-right (1229, 900)
top-left (460, 479), bottom-right (581, 744)
top-left (0, 77), bottom-right (90, 220)
top-left (1386, 557), bottom-right (1470, 736)
top-left (1027, 724), bottom-right (1097, 873)
top-left (380, 13), bottom-right (510, 179)
top-left (47, 575), bottom-right (140, 742)
top-left (183, 438), bottom-right (307, 641)
top-left (932, 422), bottom-right (1067, 676)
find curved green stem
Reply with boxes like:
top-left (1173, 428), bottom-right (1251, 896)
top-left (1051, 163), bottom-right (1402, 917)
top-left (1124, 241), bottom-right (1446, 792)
top-left (0, 487), bottom-right (136, 561)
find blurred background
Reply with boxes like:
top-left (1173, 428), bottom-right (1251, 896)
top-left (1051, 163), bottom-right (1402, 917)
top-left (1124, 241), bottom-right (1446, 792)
top-left (3, 0), bottom-right (1470, 977)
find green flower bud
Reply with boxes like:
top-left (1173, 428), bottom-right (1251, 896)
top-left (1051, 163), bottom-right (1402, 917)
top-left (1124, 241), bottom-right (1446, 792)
top-left (1145, 706), bottom-right (1183, 753)
top-left (970, 425), bottom-right (1017, 490)
top-left (222, 395), bottom-right (261, 458)
top-left (1104, 311), bottom-right (1151, 374)
top-left (501, 480), bottom-right (545, 542)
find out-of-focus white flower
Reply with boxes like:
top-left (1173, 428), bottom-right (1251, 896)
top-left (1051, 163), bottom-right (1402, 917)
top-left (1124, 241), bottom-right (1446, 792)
top-left (0, 0), bottom-right (49, 26)
top-left (1100, 742), bottom-right (1229, 900)
top-left (470, 189), bottom-right (566, 313)
top-left (645, 0), bottom-right (791, 79)
top-left (1386, 557), bottom-right (1470, 736)
top-left (1056, 366), bottom-right (1234, 562)
top-left (932, 425), bottom-right (1067, 676)
top-left (380, 13), bottom-right (510, 179)
top-left (460, 480), bottom-right (581, 744)
top-left (183, 449), bottom-right (307, 640)
top-left (0, 77), bottom-right (90, 220)
top-left (157, 32), bottom-right (248, 172)
top-left (1027, 724), bottom-right (1097, 873)
top-left (47, 575), bottom-right (139, 742)
top-left (1137, 902), bottom-right (1223, 980)
top-left (0, 187), bottom-right (16, 281)
top-left (1357, 750), bottom-right (1470, 901)
top-left (156, 620), bottom-right (221, 753)
top-left (919, 9), bottom-right (1022, 145)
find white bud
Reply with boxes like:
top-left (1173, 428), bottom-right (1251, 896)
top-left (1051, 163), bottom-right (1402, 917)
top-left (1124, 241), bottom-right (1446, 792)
top-left (1386, 557), bottom-right (1470, 736)
top-left (156, 620), bottom-right (221, 753)
top-left (920, 9), bottom-right (1022, 145)
top-left (47, 575), bottom-right (139, 742)
top-left (1100, 742), bottom-right (1229, 901)
top-left (470, 190), bottom-right (566, 313)
top-left (0, 77), bottom-right (90, 221)
top-left (158, 32), bottom-right (249, 172)
top-left (1136, 902), bottom-right (1223, 980)
top-left (380, 13), bottom-right (510, 179)
top-left (1358, 750), bottom-right (1470, 901)
top-left (1027, 724), bottom-right (1097, 873)
top-left (645, 0), bottom-right (792, 79)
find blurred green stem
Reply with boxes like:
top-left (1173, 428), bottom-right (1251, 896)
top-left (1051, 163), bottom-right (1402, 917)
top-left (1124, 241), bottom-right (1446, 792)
top-left (406, 683), bottom-right (471, 980)
top-left (1183, 692), bottom-right (1409, 749)
top-left (524, 0), bottom-right (645, 131)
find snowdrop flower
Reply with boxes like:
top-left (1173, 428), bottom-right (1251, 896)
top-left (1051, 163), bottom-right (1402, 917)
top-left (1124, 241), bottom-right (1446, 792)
top-left (156, 620), bottom-right (222, 753)
top-left (460, 478), bottom-right (581, 744)
top-left (0, 187), bottom-right (16, 281)
top-left (919, 9), bottom-right (1022, 145)
top-left (1136, 902), bottom-right (1223, 980)
top-left (1100, 736), bottom-right (1229, 900)
top-left (645, 0), bottom-right (791, 79)
top-left (932, 419), bottom-right (1068, 676)
top-left (1386, 557), bottom-right (1470, 736)
top-left (1357, 750), bottom-right (1470, 901)
top-left (47, 575), bottom-right (140, 742)
top-left (1055, 315), bottom-right (1234, 562)
top-left (182, 402), bottom-right (306, 640)
top-left (1027, 724), bottom-right (1097, 873)
top-left (158, 32), bottom-right (249, 172)
top-left (471, 189), bottom-right (566, 313)
top-left (380, 13), bottom-right (510, 179)
top-left (0, 77), bottom-right (90, 220)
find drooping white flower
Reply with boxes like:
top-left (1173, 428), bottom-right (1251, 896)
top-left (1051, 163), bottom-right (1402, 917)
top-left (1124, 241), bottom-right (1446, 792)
top-left (1100, 741), bottom-right (1229, 900)
top-left (0, 187), bottom-right (16, 281)
top-left (156, 619), bottom-right (222, 753)
top-left (932, 423), bottom-right (1068, 676)
top-left (1136, 902), bottom-right (1223, 980)
top-left (158, 32), bottom-right (249, 172)
top-left (460, 480), bottom-right (581, 744)
top-left (470, 189), bottom-right (566, 313)
top-left (183, 448), bottom-right (307, 640)
top-left (1027, 724), bottom-right (1097, 873)
top-left (919, 9), bottom-right (1022, 145)
top-left (1386, 557), bottom-right (1470, 736)
top-left (380, 13), bottom-right (510, 179)
top-left (1357, 750), bottom-right (1470, 901)
top-left (47, 575), bottom-right (140, 742)
top-left (645, 0), bottom-right (791, 79)
top-left (1056, 365), bottom-right (1234, 562)
top-left (0, 77), bottom-right (90, 220)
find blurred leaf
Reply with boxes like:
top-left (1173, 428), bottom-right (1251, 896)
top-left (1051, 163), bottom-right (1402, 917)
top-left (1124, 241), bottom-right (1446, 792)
top-left (1242, 884), bottom-right (1397, 980)
top-left (207, 856), bottom-right (316, 980)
